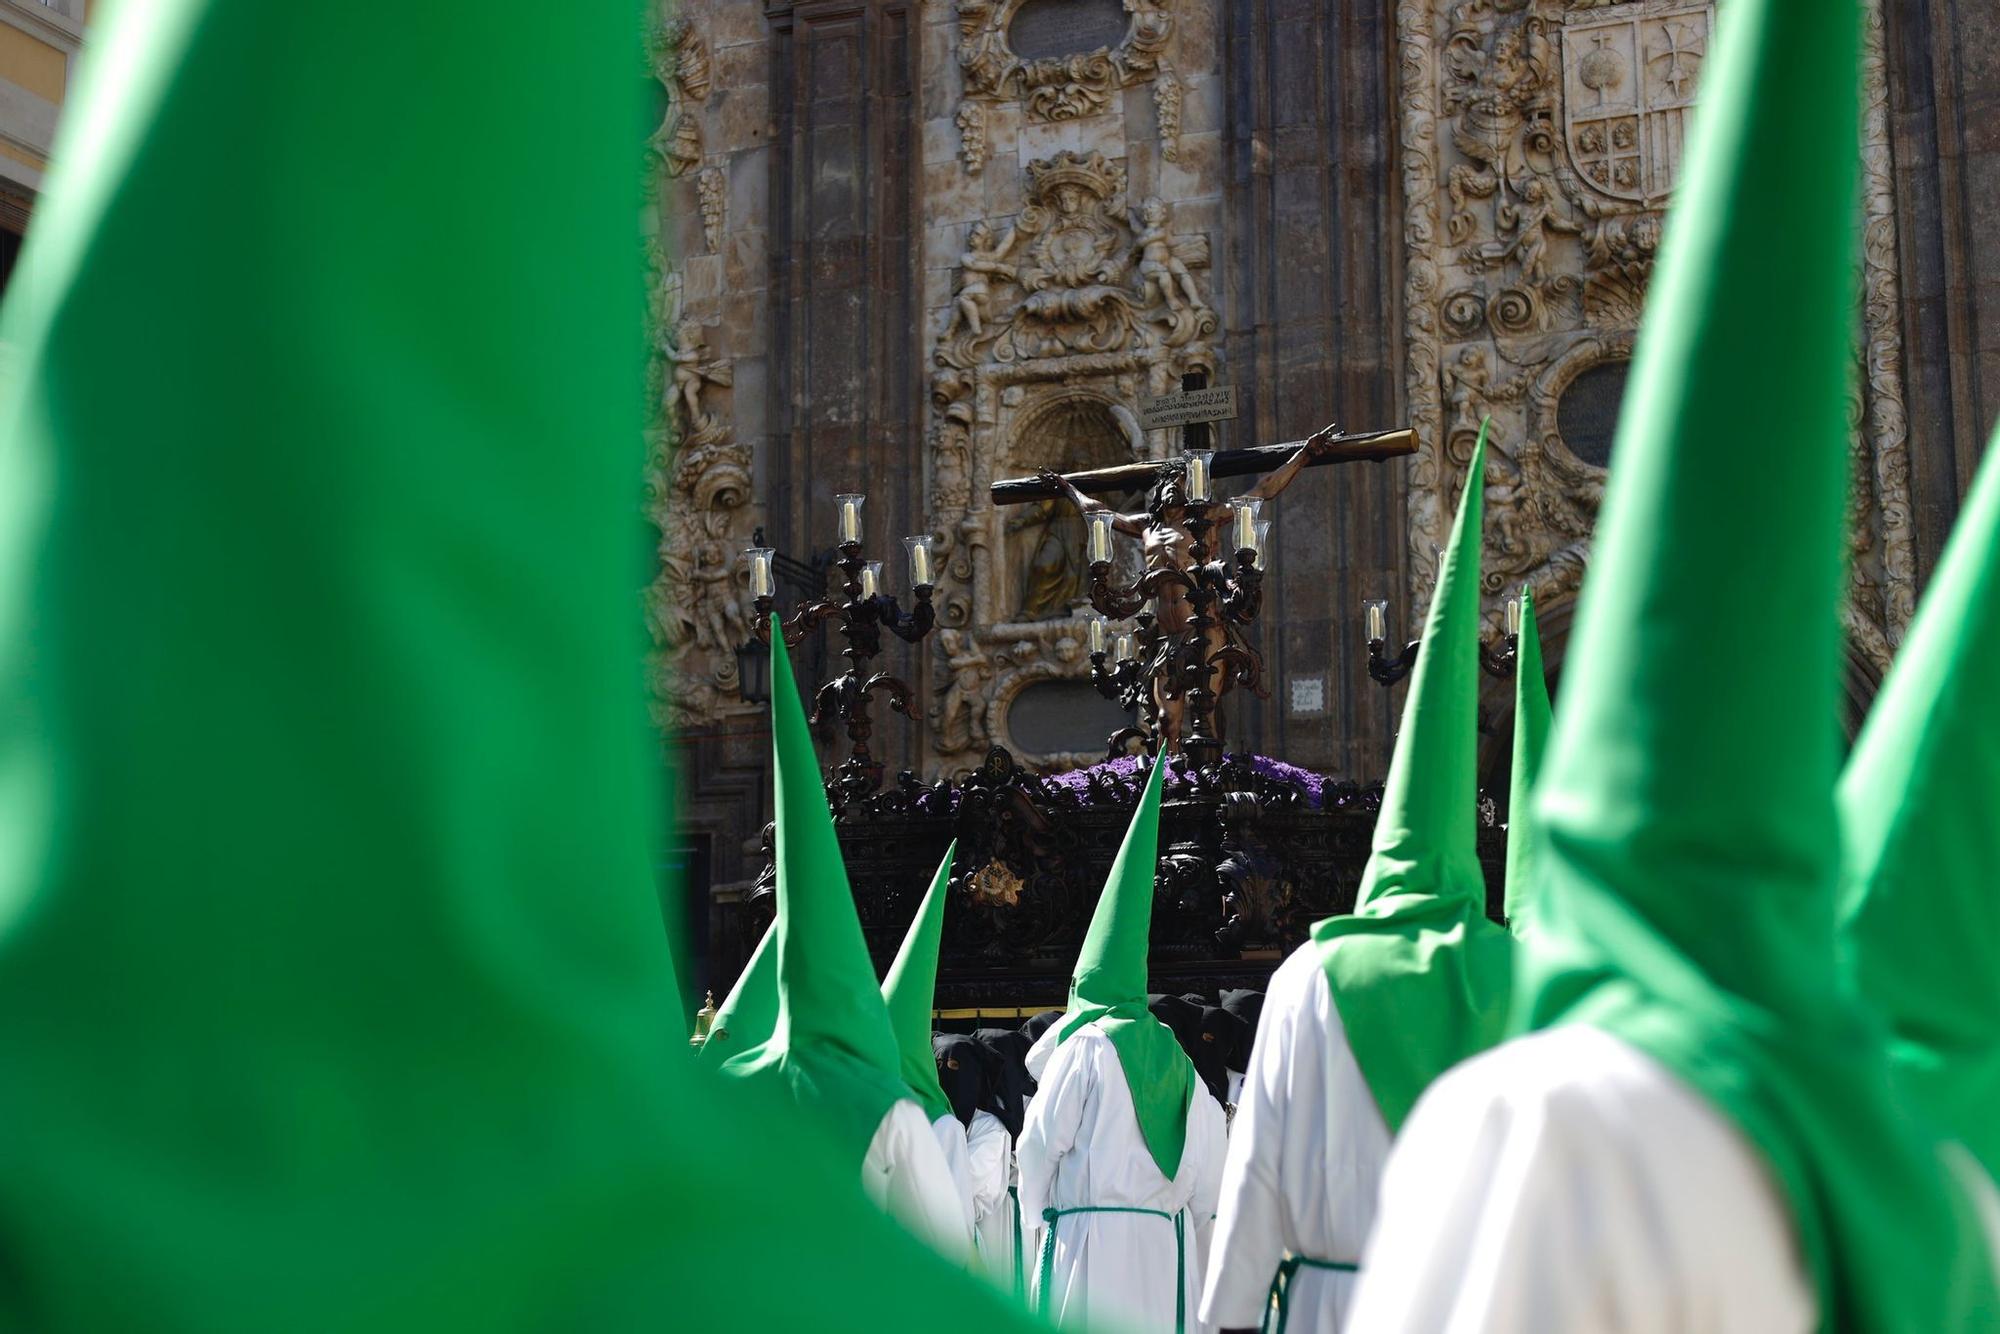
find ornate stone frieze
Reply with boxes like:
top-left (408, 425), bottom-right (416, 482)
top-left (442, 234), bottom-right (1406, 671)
top-left (1397, 0), bottom-right (1912, 668)
top-left (954, 0), bottom-right (1176, 167)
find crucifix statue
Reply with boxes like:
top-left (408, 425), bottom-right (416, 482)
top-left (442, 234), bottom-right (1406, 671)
top-left (991, 378), bottom-right (1415, 767)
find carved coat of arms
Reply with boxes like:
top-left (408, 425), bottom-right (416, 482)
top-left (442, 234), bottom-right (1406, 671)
top-left (1561, 3), bottom-right (1713, 204)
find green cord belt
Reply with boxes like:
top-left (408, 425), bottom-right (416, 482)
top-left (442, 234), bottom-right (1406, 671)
top-left (1036, 1204), bottom-right (1186, 1333)
top-left (1260, 1253), bottom-right (1359, 1334)
top-left (1008, 1185), bottom-right (1023, 1298)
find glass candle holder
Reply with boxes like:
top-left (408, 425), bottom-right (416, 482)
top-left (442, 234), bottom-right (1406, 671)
top-left (835, 493), bottom-right (865, 544)
top-left (1364, 598), bottom-right (1389, 644)
top-left (1113, 632), bottom-right (1138, 664)
top-left (746, 547), bottom-right (776, 600)
top-left (1229, 497), bottom-right (1263, 553)
top-left (1505, 595), bottom-right (1522, 639)
top-left (858, 560), bottom-right (883, 600)
top-left (1088, 616), bottom-right (1109, 657)
top-left (1183, 449), bottom-right (1214, 503)
top-left (1254, 520), bottom-right (1272, 566)
top-left (903, 535), bottom-right (936, 588)
top-left (1086, 510), bottom-right (1116, 565)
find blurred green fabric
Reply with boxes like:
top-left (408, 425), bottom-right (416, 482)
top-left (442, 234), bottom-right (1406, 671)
top-left (0, 3), bottom-right (1046, 1329)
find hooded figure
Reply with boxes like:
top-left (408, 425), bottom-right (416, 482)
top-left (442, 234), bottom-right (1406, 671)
top-left (970, 1027), bottom-right (1036, 1297)
top-left (1148, 994), bottom-right (1230, 1106)
top-left (696, 923), bottom-right (778, 1065)
top-left (1218, 989), bottom-right (1264, 1104)
top-left (1195, 1006), bottom-right (1244, 1108)
top-left (0, 1), bottom-right (1049, 1328)
top-left (973, 1027), bottom-right (1035, 1139)
top-left (934, 1033), bottom-right (1016, 1286)
top-left (1840, 425), bottom-right (2000, 1190)
top-left (1201, 432), bottom-right (1511, 1334)
top-left (1349, 1), bottom-right (2000, 1328)
top-left (1019, 761), bottom-right (1228, 1332)
top-left (1021, 1009), bottom-right (1064, 1050)
top-left (719, 623), bottom-right (970, 1259)
top-left (882, 846), bottom-right (978, 1234)
top-left (1503, 586), bottom-right (1553, 937)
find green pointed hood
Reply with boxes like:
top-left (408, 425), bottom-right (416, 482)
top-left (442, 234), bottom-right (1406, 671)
top-left (717, 617), bottom-right (913, 1162)
top-left (1310, 425), bottom-right (1515, 1132)
top-left (1504, 586), bottom-right (1552, 934)
top-left (1052, 760), bottom-right (1195, 1180)
top-left (697, 924), bottom-right (779, 1065)
top-left (0, 1), bottom-right (1049, 1327)
top-left (882, 845), bottom-right (957, 1123)
top-left (1516, 0), bottom-right (1998, 1325)
top-left (1840, 425), bottom-right (2000, 1182)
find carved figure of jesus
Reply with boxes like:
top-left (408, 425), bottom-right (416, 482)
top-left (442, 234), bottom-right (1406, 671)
top-left (1040, 421), bottom-right (1341, 748)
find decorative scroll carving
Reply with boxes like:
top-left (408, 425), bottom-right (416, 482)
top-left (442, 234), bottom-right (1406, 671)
top-left (1398, 0), bottom-right (1910, 665)
top-left (927, 148), bottom-right (1215, 773)
top-left (697, 167), bottom-right (725, 253)
top-left (958, 0), bottom-right (1174, 126)
top-left (659, 113), bottom-right (702, 178)
top-left (665, 18), bottom-right (712, 103)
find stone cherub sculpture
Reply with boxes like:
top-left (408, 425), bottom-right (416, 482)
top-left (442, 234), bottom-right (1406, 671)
top-left (1132, 196), bottom-right (1204, 313)
top-left (946, 219), bottom-right (1019, 339)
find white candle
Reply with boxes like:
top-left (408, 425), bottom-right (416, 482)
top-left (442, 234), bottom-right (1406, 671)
top-left (1365, 599), bottom-right (1387, 643)
top-left (1184, 450), bottom-right (1213, 502)
top-left (1088, 617), bottom-right (1108, 657)
top-left (747, 548), bottom-right (776, 599)
top-left (904, 535), bottom-right (934, 588)
top-left (835, 493), bottom-right (865, 544)
top-left (1113, 633), bottom-right (1138, 664)
top-left (1086, 511), bottom-right (1115, 565)
top-left (859, 560), bottom-right (882, 599)
top-left (1230, 497), bottom-right (1261, 553)
top-left (1505, 595), bottom-right (1522, 639)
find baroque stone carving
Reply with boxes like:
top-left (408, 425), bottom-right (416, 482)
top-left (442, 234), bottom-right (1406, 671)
top-left (927, 148), bottom-right (1216, 773)
top-left (697, 167), bottom-right (725, 253)
top-left (646, 292), bottom-right (757, 728)
top-left (1155, 70), bottom-right (1183, 163)
top-left (955, 0), bottom-right (1175, 172)
top-left (956, 101), bottom-right (988, 176)
top-left (1394, 0), bottom-right (1916, 674)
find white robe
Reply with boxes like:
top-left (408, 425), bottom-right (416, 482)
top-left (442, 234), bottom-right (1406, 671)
top-left (1347, 1025), bottom-right (1815, 1333)
top-left (862, 1098), bottom-right (973, 1261)
top-left (1020, 1021), bottom-right (1228, 1332)
top-left (1198, 945), bottom-right (1388, 1334)
top-left (967, 1109), bottom-right (1019, 1287)
top-left (930, 1111), bottom-right (977, 1234)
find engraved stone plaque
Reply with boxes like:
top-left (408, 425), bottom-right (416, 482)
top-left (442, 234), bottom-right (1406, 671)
top-left (1008, 0), bottom-right (1129, 62)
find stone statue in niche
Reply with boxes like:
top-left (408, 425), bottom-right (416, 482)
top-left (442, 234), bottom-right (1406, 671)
top-left (947, 220), bottom-right (1019, 339)
top-left (1007, 498), bottom-right (1086, 621)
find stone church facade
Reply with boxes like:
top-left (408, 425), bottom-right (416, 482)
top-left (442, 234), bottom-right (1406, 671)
top-left (646, 0), bottom-right (2000, 895)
